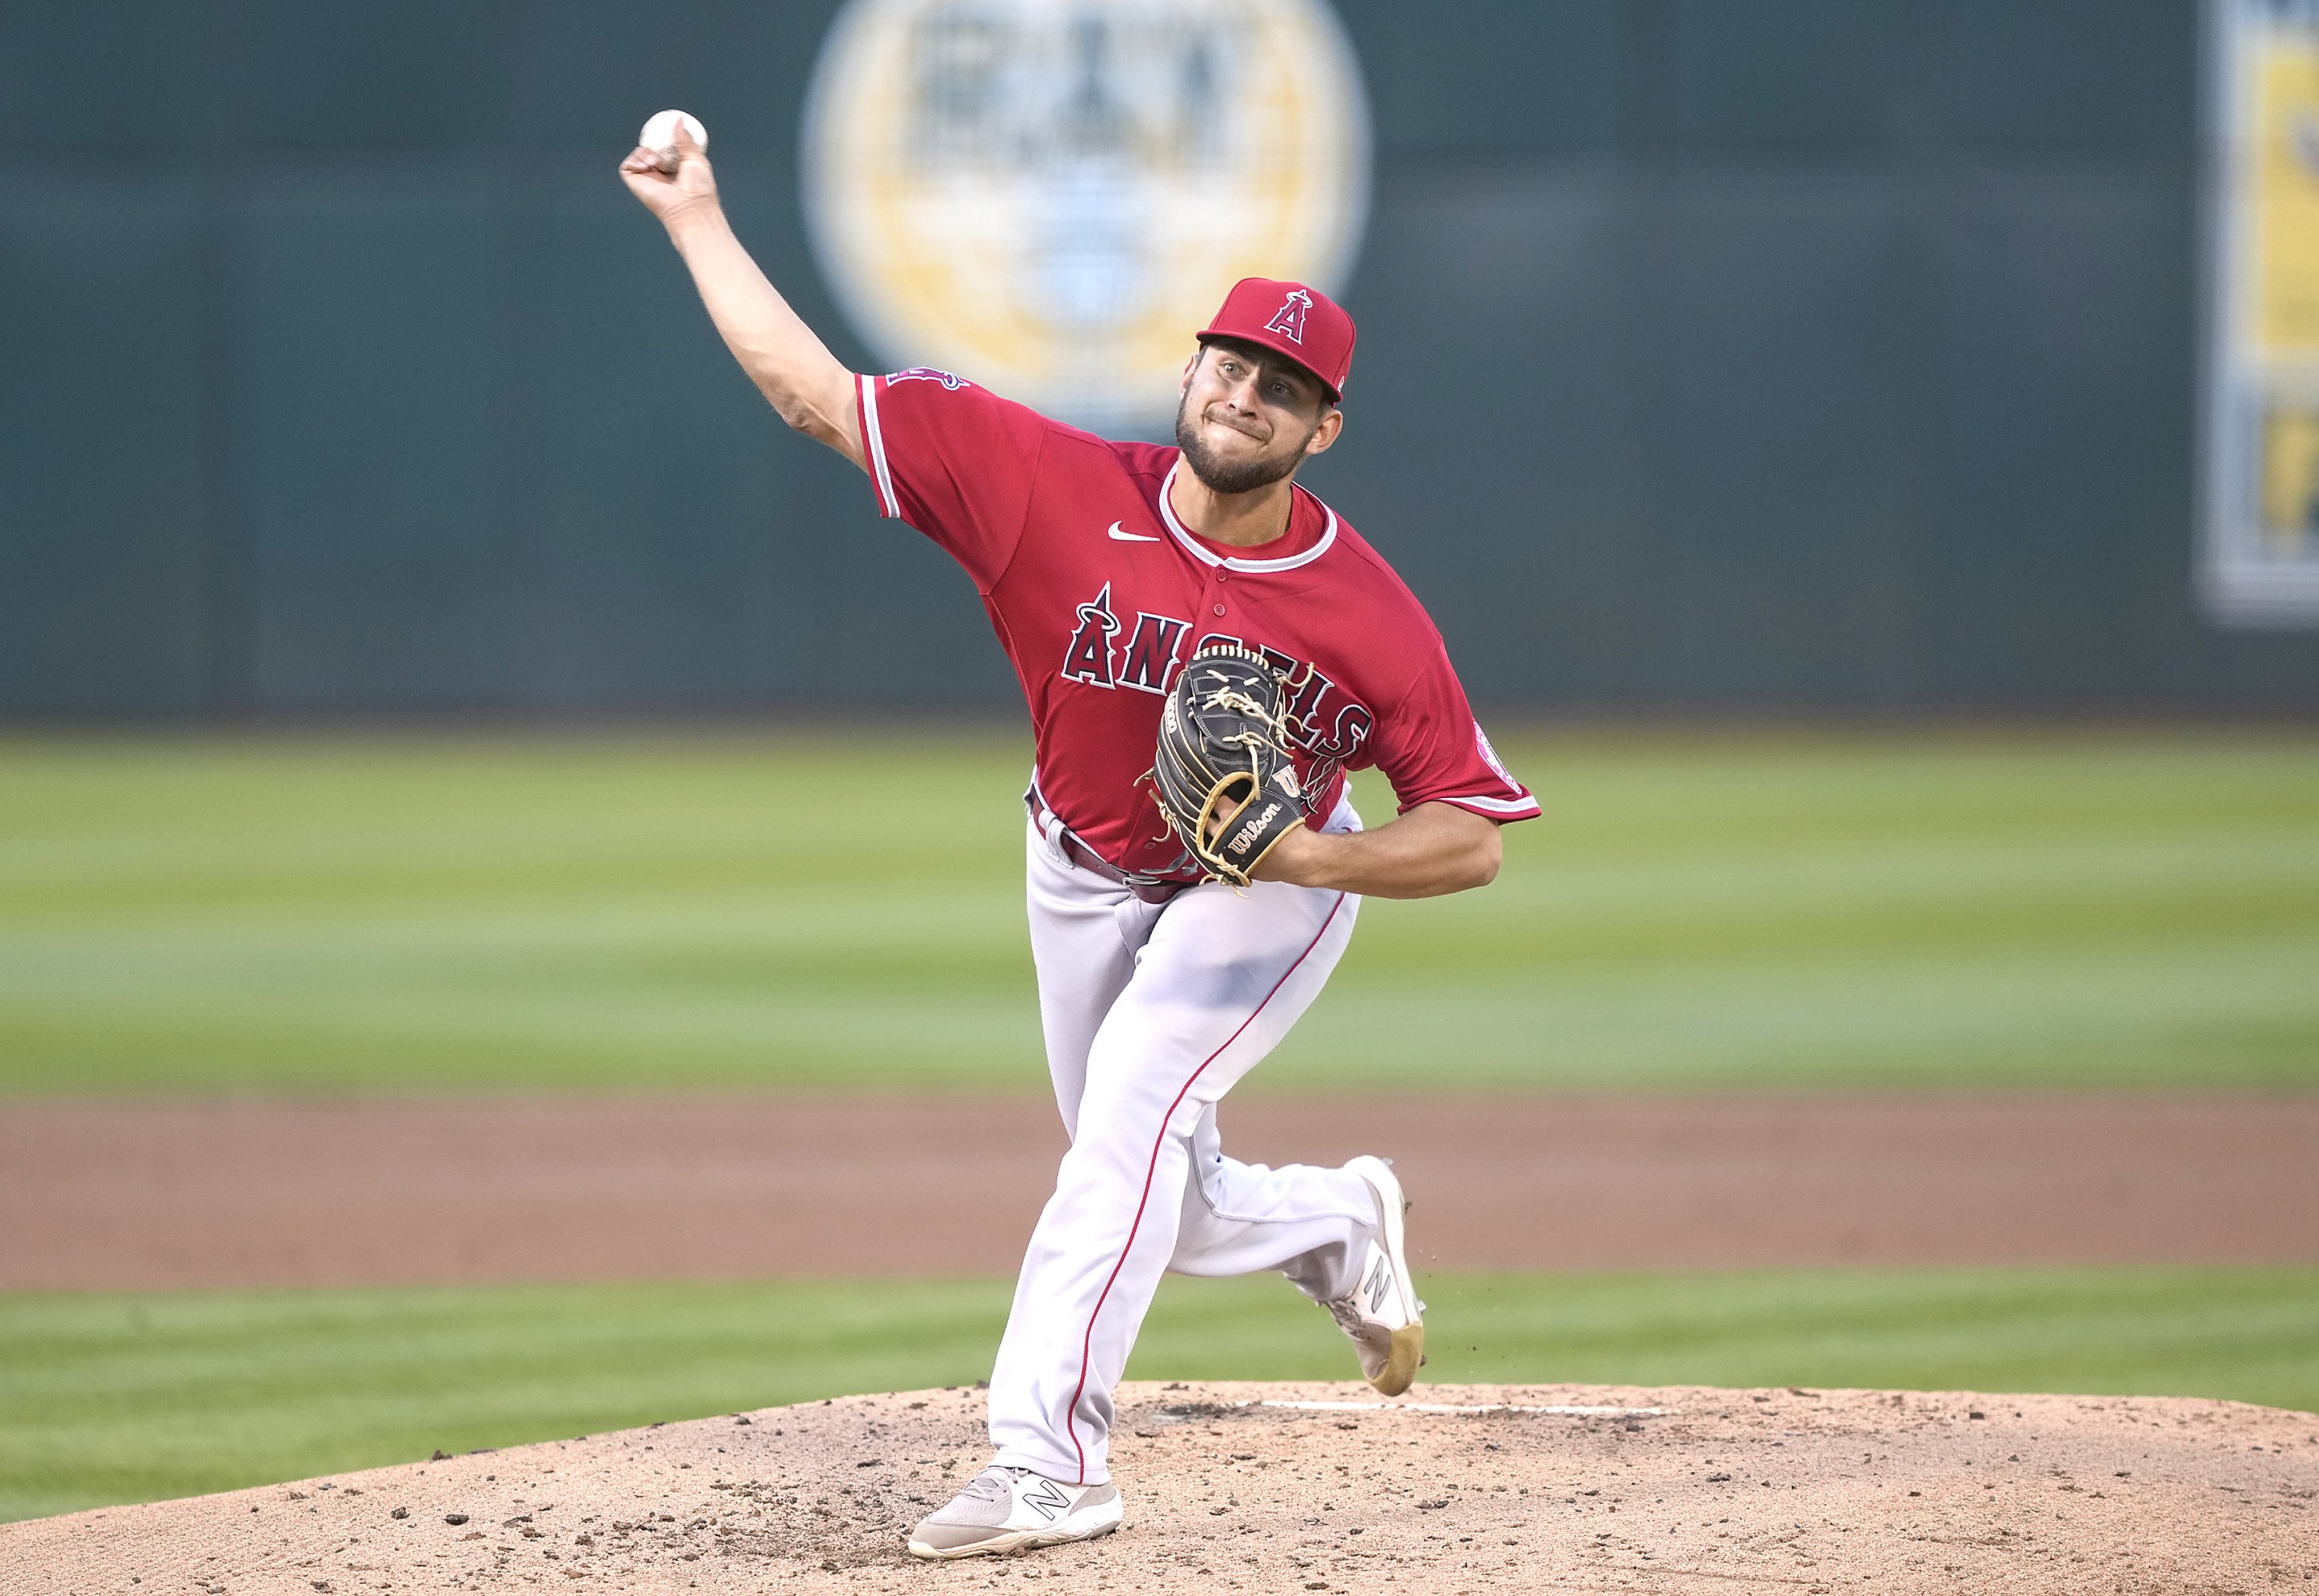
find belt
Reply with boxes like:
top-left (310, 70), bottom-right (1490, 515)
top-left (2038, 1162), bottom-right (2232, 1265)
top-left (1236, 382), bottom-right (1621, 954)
top-left (1027, 790), bottom-right (1196, 905)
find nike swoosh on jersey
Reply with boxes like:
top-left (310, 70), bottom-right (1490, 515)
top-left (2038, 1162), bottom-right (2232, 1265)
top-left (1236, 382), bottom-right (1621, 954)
top-left (1106, 521), bottom-right (1161, 542)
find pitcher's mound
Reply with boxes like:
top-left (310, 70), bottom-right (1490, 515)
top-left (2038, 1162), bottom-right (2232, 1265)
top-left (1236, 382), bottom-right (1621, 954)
top-left (5, 1381), bottom-right (2312, 1593)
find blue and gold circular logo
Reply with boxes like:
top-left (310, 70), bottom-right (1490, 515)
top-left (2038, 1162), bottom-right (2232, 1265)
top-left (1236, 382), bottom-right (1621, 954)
top-left (804, 0), bottom-right (1370, 432)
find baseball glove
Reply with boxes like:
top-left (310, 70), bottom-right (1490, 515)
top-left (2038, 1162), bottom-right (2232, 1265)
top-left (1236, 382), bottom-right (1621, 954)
top-left (1151, 643), bottom-right (1308, 887)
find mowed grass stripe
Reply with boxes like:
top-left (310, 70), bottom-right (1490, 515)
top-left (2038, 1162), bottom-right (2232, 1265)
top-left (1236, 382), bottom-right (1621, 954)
top-left (0, 729), bottom-right (2314, 1093)
top-left (2, 1267), bottom-right (2314, 1524)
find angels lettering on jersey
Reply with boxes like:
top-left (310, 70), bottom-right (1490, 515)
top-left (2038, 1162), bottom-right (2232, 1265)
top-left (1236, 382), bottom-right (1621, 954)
top-left (1062, 583), bottom-right (1190, 697)
top-left (1059, 580), bottom-right (1374, 782)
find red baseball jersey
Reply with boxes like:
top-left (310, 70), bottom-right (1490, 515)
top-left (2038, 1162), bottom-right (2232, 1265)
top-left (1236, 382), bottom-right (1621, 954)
top-left (857, 369), bottom-right (1539, 880)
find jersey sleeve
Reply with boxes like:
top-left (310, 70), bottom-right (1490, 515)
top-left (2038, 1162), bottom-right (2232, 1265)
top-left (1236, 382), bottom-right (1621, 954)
top-left (857, 369), bottom-right (1048, 592)
top-left (1368, 644), bottom-right (1540, 823)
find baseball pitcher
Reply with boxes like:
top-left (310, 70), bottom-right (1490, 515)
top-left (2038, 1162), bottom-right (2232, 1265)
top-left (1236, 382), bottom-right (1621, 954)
top-left (622, 121), bottom-right (1538, 1561)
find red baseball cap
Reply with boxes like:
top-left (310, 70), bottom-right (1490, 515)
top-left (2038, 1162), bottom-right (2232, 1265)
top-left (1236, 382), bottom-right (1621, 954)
top-left (1197, 277), bottom-right (1356, 401)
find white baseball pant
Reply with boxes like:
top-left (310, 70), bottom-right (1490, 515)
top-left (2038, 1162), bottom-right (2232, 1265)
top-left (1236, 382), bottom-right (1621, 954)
top-left (988, 794), bottom-right (1381, 1485)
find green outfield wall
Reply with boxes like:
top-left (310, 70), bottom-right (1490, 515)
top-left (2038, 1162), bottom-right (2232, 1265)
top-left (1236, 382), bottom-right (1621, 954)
top-left (5, 0), bottom-right (2315, 716)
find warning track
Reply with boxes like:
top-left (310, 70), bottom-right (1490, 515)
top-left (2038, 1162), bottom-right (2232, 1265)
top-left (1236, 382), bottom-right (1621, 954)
top-left (1, 1093), bottom-right (2313, 1289)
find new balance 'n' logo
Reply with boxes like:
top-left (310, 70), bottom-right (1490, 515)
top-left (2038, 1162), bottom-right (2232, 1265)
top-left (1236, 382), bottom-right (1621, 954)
top-left (1020, 1478), bottom-right (1073, 1522)
top-left (1366, 1255), bottom-right (1393, 1314)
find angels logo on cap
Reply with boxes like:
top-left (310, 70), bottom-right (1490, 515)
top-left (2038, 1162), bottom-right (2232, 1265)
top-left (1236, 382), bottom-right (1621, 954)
top-left (1265, 288), bottom-right (1313, 344)
top-left (1201, 277), bottom-right (1356, 400)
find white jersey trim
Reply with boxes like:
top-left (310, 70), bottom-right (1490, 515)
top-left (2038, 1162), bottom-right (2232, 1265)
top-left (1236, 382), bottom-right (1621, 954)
top-left (1436, 792), bottom-right (1541, 817)
top-left (1157, 459), bottom-right (1338, 573)
top-left (860, 374), bottom-right (900, 520)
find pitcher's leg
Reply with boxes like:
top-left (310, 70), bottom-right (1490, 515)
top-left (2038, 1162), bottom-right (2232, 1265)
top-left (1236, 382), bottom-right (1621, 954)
top-left (1022, 816), bottom-right (1159, 1137)
top-left (1171, 1103), bottom-right (1380, 1303)
top-left (994, 819), bottom-right (1161, 1456)
top-left (988, 878), bottom-right (1357, 1484)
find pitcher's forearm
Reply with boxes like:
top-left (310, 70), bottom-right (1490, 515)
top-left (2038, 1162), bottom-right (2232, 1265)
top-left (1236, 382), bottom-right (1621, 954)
top-left (663, 203), bottom-right (863, 466)
top-left (1254, 800), bottom-right (1502, 899)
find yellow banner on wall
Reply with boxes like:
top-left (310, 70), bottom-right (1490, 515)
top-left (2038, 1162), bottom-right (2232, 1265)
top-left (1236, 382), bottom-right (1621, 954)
top-left (2204, 0), bottom-right (2319, 622)
top-left (2255, 42), bottom-right (2319, 355)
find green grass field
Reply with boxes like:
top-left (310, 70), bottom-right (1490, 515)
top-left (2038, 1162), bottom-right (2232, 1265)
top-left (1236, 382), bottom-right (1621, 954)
top-left (4, 729), bottom-right (2314, 1525)
top-left (5, 1268), bottom-right (2314, 1524)
top-left (2, 727), bottom-right (2315, 1093)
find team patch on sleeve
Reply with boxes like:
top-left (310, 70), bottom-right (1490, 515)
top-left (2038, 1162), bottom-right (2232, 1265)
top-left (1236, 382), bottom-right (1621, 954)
top-left (1433, 719), bottom-right (1540, 819)
top-left (1475, 720), bottom-right (1516, 787)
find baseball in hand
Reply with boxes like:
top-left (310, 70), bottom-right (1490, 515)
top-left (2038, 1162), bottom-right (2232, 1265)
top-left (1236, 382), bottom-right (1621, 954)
top-left (638, 109), bottom-right (707, 167)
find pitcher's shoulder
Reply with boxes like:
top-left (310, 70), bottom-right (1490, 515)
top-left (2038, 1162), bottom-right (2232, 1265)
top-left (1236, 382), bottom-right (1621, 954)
top-left (1309, 507), bottom-right (1443, 620)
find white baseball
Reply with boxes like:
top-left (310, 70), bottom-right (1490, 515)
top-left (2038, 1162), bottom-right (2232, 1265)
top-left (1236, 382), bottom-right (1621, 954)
top-left (638, 109), bottom-right (707, 163)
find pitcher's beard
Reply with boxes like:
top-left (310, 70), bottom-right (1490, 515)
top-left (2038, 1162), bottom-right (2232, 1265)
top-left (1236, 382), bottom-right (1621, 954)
top-left (1175, 400), bottom-right (1313, 496)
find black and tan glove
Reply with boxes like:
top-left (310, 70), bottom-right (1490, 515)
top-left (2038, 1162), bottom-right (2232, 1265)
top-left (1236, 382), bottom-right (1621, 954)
top-left (1151, 643), bottom-right (1308, 887)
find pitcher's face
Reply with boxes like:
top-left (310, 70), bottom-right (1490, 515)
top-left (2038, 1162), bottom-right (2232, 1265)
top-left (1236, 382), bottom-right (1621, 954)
top-left (1175, 339), bottom-right (1341, 495)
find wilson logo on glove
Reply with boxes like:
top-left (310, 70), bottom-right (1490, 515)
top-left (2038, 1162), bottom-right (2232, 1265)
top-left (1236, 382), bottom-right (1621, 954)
top-left (1225, 802), bottom-right (1285, 857)
top-left (1147, 643), bottom-right (1310, 887)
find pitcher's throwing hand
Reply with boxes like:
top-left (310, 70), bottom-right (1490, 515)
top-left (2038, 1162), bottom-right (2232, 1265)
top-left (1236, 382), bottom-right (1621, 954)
top-left (620, 116), bottom-right (718, 224)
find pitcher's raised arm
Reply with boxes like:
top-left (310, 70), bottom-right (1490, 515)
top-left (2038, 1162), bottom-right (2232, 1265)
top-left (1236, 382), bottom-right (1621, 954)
top-left (620, 122), bottom-right (863, 469)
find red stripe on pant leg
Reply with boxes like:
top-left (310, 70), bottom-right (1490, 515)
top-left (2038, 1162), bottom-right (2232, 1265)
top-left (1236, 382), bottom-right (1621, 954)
top-left (1059, 892), bottom-right (1348, 1484)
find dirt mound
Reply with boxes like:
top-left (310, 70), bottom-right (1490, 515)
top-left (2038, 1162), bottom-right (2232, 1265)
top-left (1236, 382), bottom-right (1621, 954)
top-left (5, 1381), bottom-right (2311, 1593)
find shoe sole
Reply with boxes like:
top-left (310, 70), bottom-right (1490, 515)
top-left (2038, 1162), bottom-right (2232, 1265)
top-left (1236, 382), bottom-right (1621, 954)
top-left (906, 1495), bottom-right (1124, 1560)
top-left (1343, 1153), bottom-right (1425, 1397)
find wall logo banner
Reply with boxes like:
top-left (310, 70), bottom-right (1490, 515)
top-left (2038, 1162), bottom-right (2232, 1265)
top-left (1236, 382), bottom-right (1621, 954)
top-left (2205, 0), bottom-right (2319, 624)
top-left (802, 0), bottom-right (1370, 435)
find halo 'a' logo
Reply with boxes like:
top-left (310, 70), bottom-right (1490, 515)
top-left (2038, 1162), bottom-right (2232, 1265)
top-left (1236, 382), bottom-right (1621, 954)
top-left (1063, 582), bottom-right (1122, 687)
top-left (1264, 288), bottom-right (1313, 344)
top-left (803, 0), bottom-right (1370, 433)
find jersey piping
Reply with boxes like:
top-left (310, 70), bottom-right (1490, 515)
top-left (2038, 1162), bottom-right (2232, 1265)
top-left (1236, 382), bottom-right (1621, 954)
top-left (1155, 460), bottom-right (1338, 573)
top-left (858, 374), bottom-right (900, 520)
top-left (1436, 791), bottom-right (1543, 817)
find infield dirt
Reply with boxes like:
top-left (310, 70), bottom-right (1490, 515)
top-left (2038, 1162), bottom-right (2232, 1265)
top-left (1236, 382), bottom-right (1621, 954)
top-left (5, 1380), bottom-right (2312, 1594)
top-left (5, 1093), bottom-right (2315, 1289)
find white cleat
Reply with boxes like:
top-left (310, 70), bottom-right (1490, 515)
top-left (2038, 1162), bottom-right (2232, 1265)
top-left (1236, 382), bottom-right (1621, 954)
top-left (1327, 1154), bottom-right (1426, 1396)
top-left (905, 1464), bottom-right (1124, 1559)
